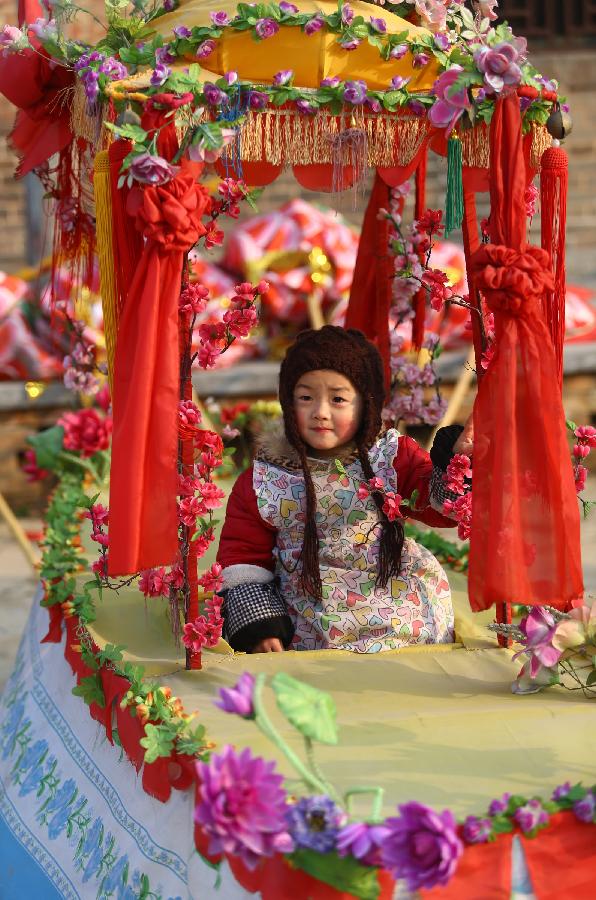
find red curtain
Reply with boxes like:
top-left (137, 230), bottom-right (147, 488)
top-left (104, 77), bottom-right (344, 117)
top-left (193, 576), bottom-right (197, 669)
top-left (467, 94), bottom-right (583, 611)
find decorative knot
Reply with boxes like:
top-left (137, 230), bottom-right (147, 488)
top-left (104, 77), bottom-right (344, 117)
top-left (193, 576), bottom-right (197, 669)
top-left (470, 244), bottom-right (554, 317)
top-left (127, 169), bottom-right (212, 252)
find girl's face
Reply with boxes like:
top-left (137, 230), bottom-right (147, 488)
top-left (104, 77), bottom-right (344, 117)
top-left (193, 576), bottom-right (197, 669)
top-left (293, 369), bottom-right (363, 457)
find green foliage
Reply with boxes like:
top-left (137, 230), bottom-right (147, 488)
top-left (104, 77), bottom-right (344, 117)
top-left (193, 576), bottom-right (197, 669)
top-left (271, 672), bottom-right (338, 745)
top-left (72, 674), bottom-right (106, 708)
top-left (28, 426), bottom-right (65, 471)
top-left (140, 723), bottom-right (177, 763)
top-left (290, 850), bottom-right (380, 900)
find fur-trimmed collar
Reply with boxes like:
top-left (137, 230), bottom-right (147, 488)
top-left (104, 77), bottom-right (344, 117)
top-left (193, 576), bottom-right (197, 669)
top-left (254, 423), bottom-right (362, 471)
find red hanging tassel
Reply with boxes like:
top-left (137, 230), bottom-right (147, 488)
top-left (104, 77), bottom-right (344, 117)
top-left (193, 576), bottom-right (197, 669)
top-left (540, 144), bottom-right (568, 389)
top-left (411, 147), bottom-right (428, 349)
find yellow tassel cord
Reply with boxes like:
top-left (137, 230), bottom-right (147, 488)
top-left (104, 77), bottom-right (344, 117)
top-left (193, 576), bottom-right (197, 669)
top-left (93, 151), bottom-right (119, 390)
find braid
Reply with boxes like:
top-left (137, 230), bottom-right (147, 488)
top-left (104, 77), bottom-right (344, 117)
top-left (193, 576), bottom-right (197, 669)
top-left (283, 405), bottom-right (323, 601)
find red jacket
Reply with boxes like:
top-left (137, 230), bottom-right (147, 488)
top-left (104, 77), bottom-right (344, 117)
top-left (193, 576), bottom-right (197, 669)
top-left (218, 435), bottom-right (453, 573)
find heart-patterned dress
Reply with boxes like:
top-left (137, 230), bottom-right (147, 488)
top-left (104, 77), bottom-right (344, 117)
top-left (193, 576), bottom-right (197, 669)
top-left (253, 430), bottom-right (454, 652)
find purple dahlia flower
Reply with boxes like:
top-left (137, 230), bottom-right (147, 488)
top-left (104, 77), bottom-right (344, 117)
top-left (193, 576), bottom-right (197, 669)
top-left (343, 79), bottom-right (367, 105)
top-left (216, 672), bottom-right (255, 718)
top-left (488, 792), bottom-right (511, 816)
top-left (210, 10), bottom-right (230, 26)
top-left (173, 25), bottom-right (191, 38)
top-left (279, 1), bottom-right (298, 12)
top-left (341, 3), bottom-right (354, 25)
top-left (369, 16), bottom-right (386, 33)
top-left (304, 14), bottom-right (324, 35)
top-left (513, 800), bottom-right (549, 834)
top-left (273, 69), bottom-right (293, 86)
top-left (129, 153), bottom-right (176, 186)
top-left (552, 782), bottom-right (572, 802)
top-left (249, 90), bottom-right (268, 109)
top-left (462, 815), bottom-right (492, 844)
top-left (150, 63), bottom-right (170, 87)
top-left (196, 39), bottom-right (215, 58)
top-left (389, 43), bottom-right (408, 60)
top-left (474, 39), bottom-right (526, 94)
top-left (195, 745), bottom-right (293, 868)
top-left (203, 82), bottom-right (226, 106)
top-left (286, 796), bottom-right (344, 853)
top-left (255, 18), bottom-right (279, 39)
top-left (380, 801), bottom-right (463, 892)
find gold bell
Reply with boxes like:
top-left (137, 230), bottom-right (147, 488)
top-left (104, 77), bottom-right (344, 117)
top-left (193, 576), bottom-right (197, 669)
top-left (546, 104), bottom-right (573, 140)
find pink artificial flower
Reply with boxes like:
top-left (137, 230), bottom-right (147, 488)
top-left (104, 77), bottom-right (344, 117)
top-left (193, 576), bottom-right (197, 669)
top-left (422, 269), bottom-right (451, 311)
top-left (198, 322), bottom-right (226, 345)
top-left (474, 0), bottom-right (498, 20)
top-left (198, 562), bottom-right (224, 592)
top-left (183, 618), bottom-right (209, 653)
top-left (166, 563), bottom-right (185, 590)
top-left (198, 481), bottom-right (226, 510)
top-left (357, 484), bottom-right (370, 500)
top-left (480, 342), bottom-right (495, 371)
top-left (90, 529), bottom-right (109, 547)
top-left (525, 183), bottom-right (539, 219)
top-left (196, 39), bottom-right (216, 58)
top-left (256, 279), bottom-right (270, 294)
top-left (178, 473), bottom-right (200, 496)
top-left (178, 496), bottom-right (206, 526)
top-left (368, 476), bottom-right (384, 491)
top-left (179, 283), bottom-right (209, 315)
top-left (382, 491), bottom-right (403, 521)
top-left (304, 14), bottom-right (324, 35)
top-left (575, 465), bottom-right (587, 494)
top-left (552, 601), bottom-right (596, 652)
top-left (139, 566), bottom-right (170, 597)
top-left (573, 443), bottom-right (590, 460)
top-left (444, 454), bottom-right (472, 495)
top-left (193, 529), bottom-right (215, 556)
top-left (255, 18), bottom-right (279, 39)
top-left (198, 343), bottom-right (220, 369)
top-left (443, 493), bottom-right (472, 540)
top-left (85, 503), bottom-right (110, 526)
top-left (210, 10), bottom-right (230, 26)
top-left (59, 408), bottom-right (112, 458)
top-left (515, 607), bottom-right (562, 678)
top-left (429, 65), bottom-right (472, 135)
top-left (575, 425), bottom-right (596, 448)
top-left (179, 399), bottom-right (201, 427)
top-left (91, 555), bottom-right (108, 577)
top-left (204, 220), bottom-right (224, 249)
top-left (474, 39), bottom-right (526, 95)
top-left (389, 44), bottom-right (408, 60)
top-left (224, 305), bottom-right (258, 338)
top-left (95, 382), bottom-right (111, 412)
top-left (219, 179), bottom-right (246, 203)
top-left (0, 24), bottom-right (26, 54)
top-left (21, 448), bottom-right (49, 482)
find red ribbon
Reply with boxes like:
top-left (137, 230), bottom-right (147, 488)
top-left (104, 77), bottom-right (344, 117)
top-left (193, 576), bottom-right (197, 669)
top-left (467, 95), bottom-right (583, 611)
top-left (108, 167), bottom-right (211, 575)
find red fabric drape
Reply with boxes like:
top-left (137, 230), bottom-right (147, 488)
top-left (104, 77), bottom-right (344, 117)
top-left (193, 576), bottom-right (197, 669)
top-left (420, 835), bottom-right (513, 899)
top-left (468, 95), bottom-right (583, 611)
top-left (0, 50), bottom-right (74, 176)
top-left (108, 140), bottom-right (144, 315)
top-left (345, 172), bottom-right (392, 388)
top-left (520, 814), bottom-right (596, 899)
top-left (107, 166), bottom-right (211, 575)
top-left (540, 145), bottom-right (568, 389)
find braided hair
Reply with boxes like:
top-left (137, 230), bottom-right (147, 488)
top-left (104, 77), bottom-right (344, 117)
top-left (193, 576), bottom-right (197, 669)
top-left (278, 326), bottom-right (404, 601)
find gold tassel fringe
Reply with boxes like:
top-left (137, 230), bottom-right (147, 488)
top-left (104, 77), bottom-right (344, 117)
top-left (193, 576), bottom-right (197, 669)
top-left (93, 151), bottom-right (118, 390)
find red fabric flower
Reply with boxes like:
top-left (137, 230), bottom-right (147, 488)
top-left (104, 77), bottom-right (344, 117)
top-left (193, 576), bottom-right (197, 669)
top-left (415, 209), bottom-right (444, 236)
top-left (127, 168), bottom-right (212, 252)
top-left (470, 244), bottom-right (554, 316)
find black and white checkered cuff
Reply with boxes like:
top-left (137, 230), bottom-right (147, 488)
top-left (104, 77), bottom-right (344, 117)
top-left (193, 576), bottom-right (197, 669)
top-left (222, 581), bottom-right (288, 641)
top-left (429, 466), bottom-right (462, 514)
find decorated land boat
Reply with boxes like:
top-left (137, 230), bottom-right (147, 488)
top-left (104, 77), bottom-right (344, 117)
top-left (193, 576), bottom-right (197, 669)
top-left (0, 0), bottom-right (595, 897)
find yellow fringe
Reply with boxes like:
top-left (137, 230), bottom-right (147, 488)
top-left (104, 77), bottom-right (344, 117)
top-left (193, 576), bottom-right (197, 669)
top-left (93, 151), bottom-right (118, 391)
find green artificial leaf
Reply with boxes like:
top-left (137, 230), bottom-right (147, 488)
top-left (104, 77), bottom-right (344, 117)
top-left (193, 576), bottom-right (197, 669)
top-left (491, 815), bottom-right (514, 835)
top-left (271, 672), bottom-right (338, 745)
top-left (73, 674), bottom-right (106, 708)
top-left (140, 723), bottom-right (177, 763)
top-left (334, 459), bottom-right (347, 477)
top-left (28, 425), bottom-right (65, 470)
top-left (105, 121), bottom-right (149, 144)
top-left (290, 850), bottom-right (380, 900)
top-left (97, 643), bottom-right (126, 667)
top-left (565, 419), bottom-right (577, 432)
top-left (585, 669), bottom-right (596, 687)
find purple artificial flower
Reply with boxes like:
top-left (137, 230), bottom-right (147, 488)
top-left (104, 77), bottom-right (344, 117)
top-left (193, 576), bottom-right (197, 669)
top-left (286, 796), bottom-right (344, 853)
top-left (369, 16), bottom-right (386, 33)
top-left (413, 52), bottom-right (430, 68)
top-left (428, 65), bottom-right (472, 135)
top-left (389, 43), bottom-right (408, 60)
top-left (304, 14), bottom-right (324, 35)
top-left (474, 38), bottom-right (527, 94)
top-left (223, 70), bottom-right (238, 84)
top-left (321, 76), bottom-right (340, 88)
top-left (343, 79), bottom-right (367, 105)
top-left (210, 10), bottom-right (230, 26)
top-left (381, 802), bottom-right (463, 892)
top-left (488, 792), bottom-right (511, 816)
top-left (341, 3), bottom-right (354, 25)
top-left (249, 90), bottom-right (268, 109)
top-left (513, 800), bottom-right (549, 835)
top-left (196, 39), bottom-right (216, 58)
top-left (203, 82), bottom-right (226, 105)
top-left (390, 75), bottom-right (410, 90)
top-left (519, 95), bottom-right (532, 113)
top-left (195, 745), bottom-right (294, 868)
top-left (462, 816), bottom-right (492, 844)
top-left (129, 152), bottom-right (176, 185)
top-left (552, 782), bottom-right (572, 802)
top-left (99, 57), bottom-right (127, 80)
top-left (255, 18), bottom-right (279, 39)
top-left (163, 0), bottom-right (175, 10)
top-left (150, 63), bottom-right (171, 87)
top-left (296, 98), bottom-right (316, 114)
top-left (273, 69), bottom-right (293, 86)
top-left (29, 17), bottom-right (58, 42)
top-left (515, 607), bottom-right (562, 678)
top-left (0, 24), bottom-right (27, 53)
top-left (434, 33), bottom-right (450, 51)
top-left (156, 45), bottom-right (175, 65)
top-left (173, 25), bottom-right (191, 38)
top-left (81, 69), bottom-right (100, 103)
top-left (336, 822), bottom-right (390, 866)
top-left (408, 99), bottom-right (426, 116)
top-left (340, 37), bottom-right (361, 51)
top-left (366, 97), bottom-right (382, 113)
top-left (573, 792), bottom-right (596, 823)
top-left (216, 672), bottom-right (255, 718)
top-left (279, 0), bottom-right (298, 12)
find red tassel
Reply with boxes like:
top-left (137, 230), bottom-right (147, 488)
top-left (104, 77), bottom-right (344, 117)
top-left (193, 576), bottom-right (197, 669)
top-left (540, 145), bottom-right (568, 389)
top-left (411, 148), bottom-right (428, 349)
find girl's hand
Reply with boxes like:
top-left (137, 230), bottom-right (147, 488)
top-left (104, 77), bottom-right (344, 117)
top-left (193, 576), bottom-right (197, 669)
top-left (252, 638), bottom-right (284, 653)
top-left (453, 414), bottom-right (474, 457)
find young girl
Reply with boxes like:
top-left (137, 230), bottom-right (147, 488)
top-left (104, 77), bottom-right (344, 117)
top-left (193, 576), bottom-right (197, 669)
top-left (217, 326), bottom-right (469, 653)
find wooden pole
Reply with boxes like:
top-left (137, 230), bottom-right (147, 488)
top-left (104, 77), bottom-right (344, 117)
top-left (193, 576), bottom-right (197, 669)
top-left (425, 346), bottom-right (476, 451)
top-left (0, 492), bottom-right (39, 572)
